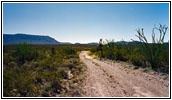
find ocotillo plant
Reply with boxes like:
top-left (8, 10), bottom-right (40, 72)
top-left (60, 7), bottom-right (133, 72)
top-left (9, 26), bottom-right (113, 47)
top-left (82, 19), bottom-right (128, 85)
top-left (136, 24), bottom-right (168, 70)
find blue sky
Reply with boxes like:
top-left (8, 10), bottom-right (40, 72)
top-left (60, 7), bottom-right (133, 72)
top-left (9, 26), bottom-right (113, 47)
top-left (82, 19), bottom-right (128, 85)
top-left (3, 3), bottom-right (169, 43)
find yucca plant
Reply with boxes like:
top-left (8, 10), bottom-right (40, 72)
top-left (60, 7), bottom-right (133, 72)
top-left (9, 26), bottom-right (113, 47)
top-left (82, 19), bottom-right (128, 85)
top-left (98, 39), bottom-right (104, 58)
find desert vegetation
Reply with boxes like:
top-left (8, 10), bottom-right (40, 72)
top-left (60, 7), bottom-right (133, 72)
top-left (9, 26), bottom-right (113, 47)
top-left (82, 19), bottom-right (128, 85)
top-left (3, 44), bottom-right (93, 97)
top-left (3, 24), bottom-right (169, 97)
top-left (90, 25), bottom-right (169, 73)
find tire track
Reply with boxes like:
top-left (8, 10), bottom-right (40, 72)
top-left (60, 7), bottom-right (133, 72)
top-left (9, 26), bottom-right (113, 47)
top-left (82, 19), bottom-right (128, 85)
top-left (79, 51), bottom-right (169, 97)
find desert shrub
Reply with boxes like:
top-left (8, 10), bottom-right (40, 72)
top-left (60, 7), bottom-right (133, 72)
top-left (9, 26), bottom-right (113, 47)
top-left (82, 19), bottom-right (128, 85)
top-left (104, 49), bottom-right (115, 59)
top-left (114, 48), bottom-right (128, 61)
top-left (156, 45), bottom-right (169, 73)
top-left (39, 56), bottom-right (59, 71)
top-left (3, 53), bottom-right (16, 66)
top-left (62, 46), bottom-right (75, 54)
top-left (102, 44), bottom-right (114, 59)
top-left (87, 51), bottom-right (92, 56)
top-left (103, 40), bottom-right (116, 59)
top-left (64, 58), bottom-right (79, 65)
top-left (98, 40), bottom-right (128, 61)
top-left (37, 52), bottom-right (47, 61)
top-left (92, 55), bottom-right (98, 59)
top-left (14, 43), bottom-right (38, 64)
top-left (3, 66), bottom-right (38, 97)
top-left (3, 44), bottom-right (100, 97)
top-left (51, 80), bottom-right (62, 93)
top-left (32, 62), bottom-right (39, 67)
top-left (42, 91), bottom-right (50, 97)
top-left (90, 47), bottom-right (97, 53)
top-left (8, 61), bottom-right (17, 68)
top-left (96, 51), bottom-right (102, 58)
top-left (91, 24), bottom-right (169, 73)
top-left (130, 53), bottom-right (145, 67)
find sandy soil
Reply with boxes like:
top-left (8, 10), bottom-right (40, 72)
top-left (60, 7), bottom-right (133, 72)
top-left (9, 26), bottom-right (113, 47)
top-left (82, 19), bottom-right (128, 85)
top-left (79, 51), bottom-right (169, 97)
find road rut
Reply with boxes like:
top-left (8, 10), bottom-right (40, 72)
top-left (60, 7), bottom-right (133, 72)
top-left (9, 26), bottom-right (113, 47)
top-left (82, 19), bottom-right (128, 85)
top-left (79, 51), bottom-right (169, 97)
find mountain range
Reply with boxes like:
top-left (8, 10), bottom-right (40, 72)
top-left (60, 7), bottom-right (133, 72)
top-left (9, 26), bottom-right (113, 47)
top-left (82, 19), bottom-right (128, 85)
top-left (3, 33), bottom-right (169, 45)
top-left (3, 34), bottom-right (99, 45)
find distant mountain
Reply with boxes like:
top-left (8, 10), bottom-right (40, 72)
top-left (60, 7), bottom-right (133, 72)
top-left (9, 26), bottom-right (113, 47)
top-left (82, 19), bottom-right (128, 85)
top-left (128, 41), bottom-right (143, 45)
top-left (115, 41), bottom-right (143, 45)
top-left (60, 42), bottom-right (72, 44)
top-left (74, 42), bottom-right (98, 45)
top-left (74, 43), bottom-right (81, 45)
top-left (3, 33), bottom-right (60, 45)
top-left (115, 41), bottom-right (128, 45)
top-left (74, 41), bottom-right (142, 45)
top-left (115, 41), bottom-right (169, 45)
top-left (87, 42), bottom-right (98, 45)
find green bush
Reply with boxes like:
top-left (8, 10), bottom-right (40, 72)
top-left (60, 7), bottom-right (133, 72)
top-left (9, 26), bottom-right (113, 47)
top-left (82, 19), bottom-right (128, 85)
top-left (3, 66), bottom-right (38, 97)
top-left (103, 47), bottom-right (115, 59)
top-left (130, 53), bottom-right (145, 67)
top-left (157, 45), bottom-right (169, 73)
top-left (61, 46), bottom-right (75, 55)
top-left (96, 41), bottom-right (128, 61)
top-left (3, 54), bottom-right (15, 66)
top-left (90, 47), bottom-right (97, 53)
top-left (3, 44), bottom-right (86, 97)
top-left (14, 43), bottom-right (38, 64)
top-left (114, 48), bottom-right (128, 61)
top-left (91, 24), bottom-right (169, 73)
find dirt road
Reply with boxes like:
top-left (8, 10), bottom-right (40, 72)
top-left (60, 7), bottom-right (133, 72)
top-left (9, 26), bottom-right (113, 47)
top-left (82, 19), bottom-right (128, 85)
top-left (79, 51), bottom-right (169, 97)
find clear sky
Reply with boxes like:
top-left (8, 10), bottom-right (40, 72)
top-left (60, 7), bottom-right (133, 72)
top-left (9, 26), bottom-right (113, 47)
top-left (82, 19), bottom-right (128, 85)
top-left (3, 3), bottom-right (169, 43)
